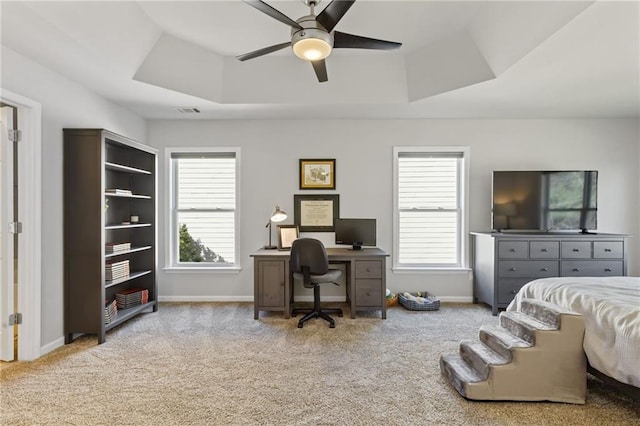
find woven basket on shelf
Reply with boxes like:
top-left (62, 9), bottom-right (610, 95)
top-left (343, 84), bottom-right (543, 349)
top-left (398, 292), bottom-right (440, 311)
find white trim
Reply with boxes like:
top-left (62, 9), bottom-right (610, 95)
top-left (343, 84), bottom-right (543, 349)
top-left (392, 146), bottom-right (470, 271)
top-left (437, 297), bottom-right (474, 303)
top-left (0, 89), bottom-right (42, 361)
top-left (164, 147), bottom-right (241, 269)
top-left (159, 295), bottom-right (253, 302)
top-left (392, 267), bottom-right (472, 274)
top-left (162, 266), bottom-right (241, 273)
top-left (39, 337), bottom-right (64, 357)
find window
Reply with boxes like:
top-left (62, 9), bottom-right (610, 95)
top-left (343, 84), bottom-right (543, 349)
top-left (393, 147), bottom-right (469, 269)
top-left (167, 148), bottom-right (240, 269)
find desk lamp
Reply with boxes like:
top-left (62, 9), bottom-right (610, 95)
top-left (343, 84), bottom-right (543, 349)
top-left (265, 205), bottom-right (287, 249)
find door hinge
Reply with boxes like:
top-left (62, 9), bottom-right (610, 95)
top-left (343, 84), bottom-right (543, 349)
top-left (8, 129), bottom-right (22, 142)
top-left (8, 222), bottom-right (22, 234)
top-left (9, 313), bottom-right (22, 326)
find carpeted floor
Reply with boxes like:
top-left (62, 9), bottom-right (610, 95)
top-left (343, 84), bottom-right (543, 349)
top-left (1, 302), bottom-right (638, 425)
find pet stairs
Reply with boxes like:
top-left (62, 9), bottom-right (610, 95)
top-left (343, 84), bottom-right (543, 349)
top-left (440, 298), bottom-right (587, 404)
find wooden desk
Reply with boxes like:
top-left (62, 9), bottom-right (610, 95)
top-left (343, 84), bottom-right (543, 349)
top-left (250, 248), bottom-right (389, 320)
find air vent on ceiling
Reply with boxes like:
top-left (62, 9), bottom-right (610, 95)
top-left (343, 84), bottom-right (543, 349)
top-left (174, 107), bottom-right (201, 113)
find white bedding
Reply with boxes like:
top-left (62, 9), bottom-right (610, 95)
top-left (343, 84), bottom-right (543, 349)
top-left (506, 276), bottom-right (640, 388)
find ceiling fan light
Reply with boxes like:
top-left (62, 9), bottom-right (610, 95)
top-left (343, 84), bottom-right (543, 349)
top-left (293, 37), bottom-right (332, 61)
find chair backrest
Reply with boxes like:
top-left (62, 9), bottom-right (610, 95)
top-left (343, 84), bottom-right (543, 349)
top-left (289, 238), bottom-right (329, 275)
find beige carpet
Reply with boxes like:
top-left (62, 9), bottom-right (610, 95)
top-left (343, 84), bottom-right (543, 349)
top-left (1, 302), bottom-right (638, 425)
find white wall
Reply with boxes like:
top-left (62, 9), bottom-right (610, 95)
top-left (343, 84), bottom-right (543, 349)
top-left (149, 118), bottom-right (640, 302)
top-left (1, 46), bottom-right (147, 349)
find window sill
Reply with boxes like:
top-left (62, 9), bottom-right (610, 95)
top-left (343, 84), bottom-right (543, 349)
top-left (163, 266), bottom-right (241, 274)
top-left (392, 267), bottom-right (471, 274)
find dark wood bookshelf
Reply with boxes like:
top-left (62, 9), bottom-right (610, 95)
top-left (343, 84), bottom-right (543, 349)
top-left (64, 129), bottom-right (158, 344)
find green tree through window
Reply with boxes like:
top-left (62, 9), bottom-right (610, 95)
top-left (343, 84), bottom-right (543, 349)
top-left (179, 224), bottom-right (225, 263)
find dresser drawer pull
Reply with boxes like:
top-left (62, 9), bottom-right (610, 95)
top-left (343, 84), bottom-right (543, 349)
top-left (572, 248), bottom-right (580, 252)
top-left (605, 268), bottom-right (612, 272)
top-left (573, 268), bottom-right (580, 272)
top-left (366, 292), bottom-right (373, 296)
top-left (541, 248), bottom-right (548, 252)
top-left (510, 290), bottom-right (518, 294)
top-left (509, 267), bottom-right (517, 272)
top-left (541, 268), bottom-right (548, 272)
top-left (509, 248), bottom-right (516, 252)
top-left (604, 248), bottom-right (612, 252)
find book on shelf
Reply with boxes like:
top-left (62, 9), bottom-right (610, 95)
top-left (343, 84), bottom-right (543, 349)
top-left (105, 242), bottom-right (131, 253)
top-left (105, 188), bottom-right (132, 195)
top-left (105, 259), bottom-right (130, 280)
top-left (115, 288), bottom-right (149, 309)
top-left (104, 299), bottom-right (118, 324)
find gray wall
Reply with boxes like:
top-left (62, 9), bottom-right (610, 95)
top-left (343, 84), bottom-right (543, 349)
top-left (149, 119), bottom-right (640, 302)
top-left (1, 46), bottom-right (147, 349)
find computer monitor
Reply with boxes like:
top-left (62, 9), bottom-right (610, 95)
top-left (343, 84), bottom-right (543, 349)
top-left (334, 218), bottom-right (376, 250)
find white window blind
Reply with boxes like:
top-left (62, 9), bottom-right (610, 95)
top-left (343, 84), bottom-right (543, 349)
top-left (394, 149), bottom-right (467, 268)
top-left (169, 151), bottom-right (238, 267)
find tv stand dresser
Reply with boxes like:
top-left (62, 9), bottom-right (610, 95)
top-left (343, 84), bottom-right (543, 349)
top-left (471, 232), bottom-right (629, 315)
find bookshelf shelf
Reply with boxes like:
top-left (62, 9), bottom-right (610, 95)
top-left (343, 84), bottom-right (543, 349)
top-left (64, 128), bottom-right (158, 344)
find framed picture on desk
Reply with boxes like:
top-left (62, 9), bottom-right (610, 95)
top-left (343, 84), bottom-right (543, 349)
top-left (294, 194), bottom-right (339, 232)
top-left (278, 225), bottom-right (299, 250)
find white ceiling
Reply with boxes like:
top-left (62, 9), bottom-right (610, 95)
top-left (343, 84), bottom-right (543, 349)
top-left (1, 0), bottom-right (638, 120)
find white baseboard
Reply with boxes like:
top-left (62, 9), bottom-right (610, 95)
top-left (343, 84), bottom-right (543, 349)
top-left (39, 337), bottom-right (65, 358)
top-left (158, 296), bottom-right (254, 302)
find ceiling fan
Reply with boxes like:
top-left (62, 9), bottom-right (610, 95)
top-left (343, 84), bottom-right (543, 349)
top-left (236, 0), bottom-right (402, 82)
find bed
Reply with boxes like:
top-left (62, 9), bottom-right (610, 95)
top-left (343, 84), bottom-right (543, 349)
top-left (506, 276), bottom-right (640, 389)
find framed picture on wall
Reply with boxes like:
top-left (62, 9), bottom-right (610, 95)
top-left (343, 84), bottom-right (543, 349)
top-left (294, 194), bottom-right (339, 232)
top-left (278, 225), bottom-right (299, 250)
top-left (299, 159), bottom-right (336, 190)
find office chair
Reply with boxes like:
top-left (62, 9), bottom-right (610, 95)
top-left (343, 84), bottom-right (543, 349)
top-left (290, 238), bottom-right (343, 328)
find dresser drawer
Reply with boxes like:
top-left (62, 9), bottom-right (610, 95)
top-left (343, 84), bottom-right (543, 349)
top-left (355, 279), bottom-right (383, 306)
top-left (355, 260), bottom-right (382, 279)
top-left (498, 241), bottom-right (528, 259)
top-left (529, 241), bottom-right (559, 259)
top-left (562, 260), bottom-right (623, 276)
top-left (497, 278), bottom-right (532, 304)
top-left (561, 241), bottom-right (592, 259)
top-left (593, 241), bottom-right (623, 259)
top-left (498, 261), bottom-right (559, 278)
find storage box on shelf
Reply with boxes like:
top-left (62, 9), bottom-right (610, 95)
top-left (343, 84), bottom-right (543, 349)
top-left (64, 128), bottom-right (158, 344)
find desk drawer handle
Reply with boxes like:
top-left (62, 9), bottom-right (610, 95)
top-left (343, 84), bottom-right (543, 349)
top-left (509, 267), bottom-right (517, 272)
top-left (572, 248), bottom-right (580, 252)
top-left (509, 248), bottom-right (516, 252)
top-left (366, 268), bottom-right (370, 272)
top-left (605, 268), bottom-right (612, 272)
top-left (541, 248), bottom-right (548, 252)
top-left (541, 268), bottom-right (548, 272)
top-left (573, 268), bottom-right (580, 272)
top-left (604, 248), bottom-right (612, 252)
top-left (366, 292), bottom-right (373, 296)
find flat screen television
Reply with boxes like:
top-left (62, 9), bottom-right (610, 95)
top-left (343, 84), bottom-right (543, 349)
top-left (335, 218), bottom-right (376, 250)
top-left (492, 170), bottom-right (598, 233)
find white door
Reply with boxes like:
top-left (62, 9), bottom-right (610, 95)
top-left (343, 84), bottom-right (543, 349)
top-left (0, 106), bottom-right (16, 361)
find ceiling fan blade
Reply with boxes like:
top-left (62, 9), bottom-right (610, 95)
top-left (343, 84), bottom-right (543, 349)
top-left (333, 31), bottom-right (402, 50)
top-left (236, 42), bottom-right (291, 61)
top-left (243, 0), bottom-right (302, 30)
top-left (316, 0), bottom-right (356, 32)
top-left (311, 60), bottom-right (328, 83)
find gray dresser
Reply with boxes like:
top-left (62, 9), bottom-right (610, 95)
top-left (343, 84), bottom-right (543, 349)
top-left (471, 232), bottom-right (628, 315)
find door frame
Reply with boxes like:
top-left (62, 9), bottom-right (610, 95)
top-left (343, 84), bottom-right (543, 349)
top-left (0, 89), bottom-right (42, 361)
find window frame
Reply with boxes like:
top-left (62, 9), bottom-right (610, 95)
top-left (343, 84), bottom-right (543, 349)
top-left (164, 147), bottom-right (241, 272)
top-left (392, 146), bottom-right (470, 272)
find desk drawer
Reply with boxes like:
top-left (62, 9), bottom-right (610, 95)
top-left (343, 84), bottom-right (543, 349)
top-left (355, 279), bottom-right (383, 306)
top-left (562, 260), bottom-right (623, 277)
top-left (498, 241), bottom-right (528, 259)
top-left (498, 261), bottom-right (558, 278)
top-left (593, 241), bottom-right (623, 259)
top-left (561, 241), bottom-right (591, 259)
top-left (355, 260), bottom-right (382, 279)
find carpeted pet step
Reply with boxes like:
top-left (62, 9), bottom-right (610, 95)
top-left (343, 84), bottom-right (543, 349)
top-left (478, 325), bottom-right (531, 362)
top-left (519, 298), bottom-right (572, 328)
top-left (459, 340), bottom-right (509, 380)
top-left (498, 311), bottom-right (555, 344)
top-left (439, 353), bottom-right (483, 398)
